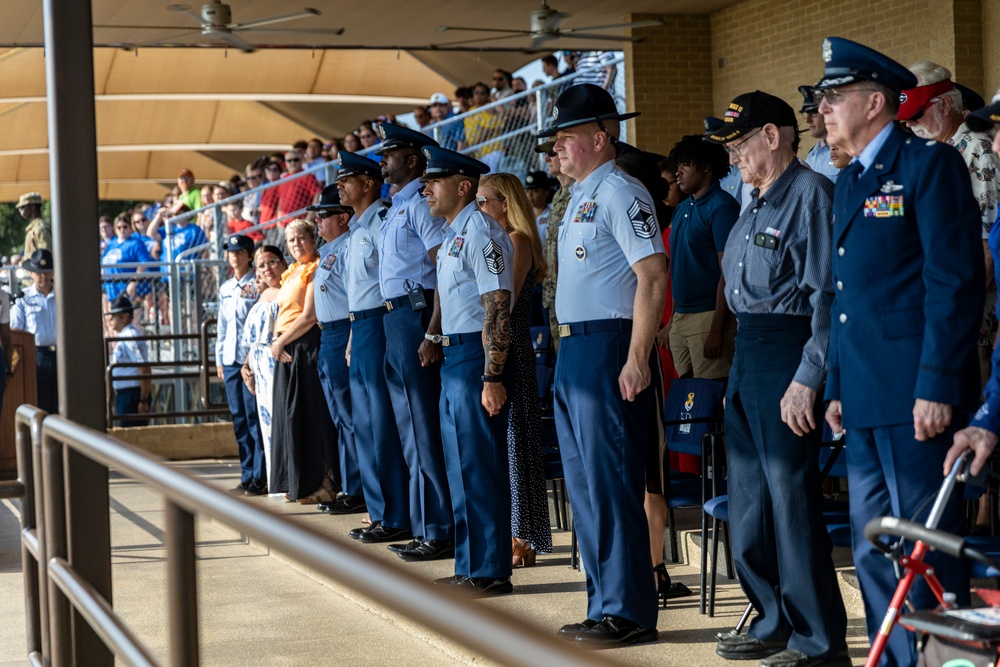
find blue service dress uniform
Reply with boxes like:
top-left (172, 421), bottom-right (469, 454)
top-left (345, 201), bottom-right (410, 531)
top-left (554, 160), bottom-right (664, 630)
top-left (377, 178), bottom-right (453, 541)
top-left (826, 124), bottom-right (984, 666)
top-left (314, 231), bottom-right (359, 498)
top-left (11, 284), bottom-right (58, 413)
top-left (216, 270), bottom-right (265, 486)
top-left (436, 201), bottom-right (515, 579)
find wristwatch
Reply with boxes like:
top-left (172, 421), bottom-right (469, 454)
top-left (481, 374), bottom-right (502, 383)
top-left (138, 397), bottom-right (151, 405)
top-left (424, 333), bottom-right (443, 344)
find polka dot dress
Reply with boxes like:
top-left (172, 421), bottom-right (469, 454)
top-left (507, 266), bottom-right (553, 553)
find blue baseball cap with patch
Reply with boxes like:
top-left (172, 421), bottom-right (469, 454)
top-left (420, 146), bottom-right (489, 181)
top-left (967, 93), bottom-right (1000, 133)
top-left (813, 37), bottom-right (917, 93)
top-left (374, 123), bottom-right (438, 155)
top-left (333, 151), bottom-right (383, 182)
top-left (223, 234), bottom-right (254, 254)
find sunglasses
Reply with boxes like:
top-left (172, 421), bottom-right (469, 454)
top-left (316, 209), bottom-right (349, 219)
top-left (285, 158), bottom-right (301, 163)
top-left (476, 195), bottom-right (504, 207)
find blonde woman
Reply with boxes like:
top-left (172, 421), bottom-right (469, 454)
top-left (477, 173), bottom-right (551, 566)
top-left (269, 219), bottom-right (339, 503)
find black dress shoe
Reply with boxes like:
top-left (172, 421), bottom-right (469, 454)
top-left (453, 577), bottom-right (513, 598)
top-left (575, 616), bottom-right (658, 649)
top-left (716, 631), bottom-right (786, 660)
top-left (395, 539), bottom-right (454, 561)
top-left (557, 619), bottom-right (600, 639)
top-left (228, 482), bottom-right (249, 496)
top-left (759, 649), bottom-right (852, 667)
top-left (387, 539), bottom-right (422, 554)
top-left (349, 521), bottom-right (380, 540)
top-left (358, 523), bottom-right (412, 544)
top-left (243, 481), bottom-right (267, 496)
top-left (433, 575), bottom-right (466, 586)
top-left (324, 494), bottom-right (367, 514)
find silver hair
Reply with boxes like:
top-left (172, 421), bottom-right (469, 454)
top-left (909, 60), bottom-right (963, 110)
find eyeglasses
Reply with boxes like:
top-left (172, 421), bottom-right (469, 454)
top-left (817, 87), bottom-right (878, 105)
top-left (266, 165), bottom-right (281, 172)
top-left (246, 173), bottom-right (262, 180)
top-left (285, 158), bottom-right (301, 163)
top-left (476, 195), bottom-right (504, 207)
top-left (724, 128), bottom-right (762, 156)
top-left (256, 258), bottom-right (283, 269)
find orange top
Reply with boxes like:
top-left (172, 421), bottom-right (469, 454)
top-left (274, 258), bottom-right (318, 334)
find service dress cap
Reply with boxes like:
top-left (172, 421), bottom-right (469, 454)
top-left (332, 152), bottom-right (383, 182)
top-left (374, 123), bottom-right (438, 155)
top-left (813, 37), bottom-right (917, 93)
top-left (223, 234), bottom-right (254, 254)
top-left (420, 146), bottom-right (489, 181)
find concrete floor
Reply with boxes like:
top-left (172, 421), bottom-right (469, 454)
top-left (0, 458), bottom-right (874, 666)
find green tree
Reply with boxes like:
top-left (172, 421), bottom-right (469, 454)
top-left (0, 199), bottom-right (142, 259)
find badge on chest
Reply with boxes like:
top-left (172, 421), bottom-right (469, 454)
top-left (573, 201), bottom-right (597, 223)
top-left (447, 236), bottom-right (465, 257)
top-left (864, 195), bottom-right (904, 218)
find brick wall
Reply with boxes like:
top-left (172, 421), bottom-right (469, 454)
top-left (623, 13), bottom-right (714, 156)
top-left (983, 0), bottom-right (1000, 99)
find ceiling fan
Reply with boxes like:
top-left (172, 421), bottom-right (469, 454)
top-left (93, 0), bottom-right (345, 53)
top-left (432, 2), bottom-right (662, 50)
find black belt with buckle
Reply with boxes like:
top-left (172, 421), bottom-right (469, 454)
top-left (349, 306), bottom-right (387, 322)
top-left (384, 295), bottom-right (411, 312)
top-left (441, 332), bottom-right (480, 347)
top-left (558, 319), bottom-right (633, 338)
top-left (36, 345), bottom-right (57, 353)
top-left (319, 318), bottom-right (351, 330)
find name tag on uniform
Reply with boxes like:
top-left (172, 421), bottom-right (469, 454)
top-left (240, 282), bottom-right (259, 299)
top-left (754, 232), bottom-right (778, 250)
top-left (864, 195), bottom-right (904, 218)
top-left (572, 201), bottom-right (597, 223)
top-left (447, 236), bottom-right (465, 257)
top-left (320, 252), bottom-right (337, 270)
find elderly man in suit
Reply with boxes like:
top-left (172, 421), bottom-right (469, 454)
top-left (819, 37), bottom-right (984, 667)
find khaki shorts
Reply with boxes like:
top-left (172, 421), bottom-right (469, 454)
top-left (668, 310), bottom-right (736, 380)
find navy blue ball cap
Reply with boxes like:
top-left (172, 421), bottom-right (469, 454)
top-left (420, 146), bottom-right (489, 181)
top-left (525, 171), bottom-right (556, 190)
top-left (537, 83), bottom-right (640, 138)
top-left (954, 82), bottom-right (986, 112)
top-left (705, 91), bottom-right (797, 144)
top-left (966, 93), bottom-right (1000, 133)
top-left (797, 85), bottom-right (819, 113)
top-left (306, 185), bottom-right (352, 213)
top-left (374, 123), bottom-right (438, 155)
top-left (702, 116), bottom-right (725, 136)
top-left (223, 234), bottom-right (254, 254)
top-left (333, 151), bottom-right (383, 182)
top-left (813, 37), bottom-right (917, 93)
top-left (106, 293), bottom-right (141, 316)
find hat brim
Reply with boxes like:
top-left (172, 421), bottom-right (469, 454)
top-left (420, 168), bottom-right (483, 183)
top-left (967, 101), bottom-right (1000, 133)
top-left (536, 111), bottom-right (641, 138)
top-left (106, 303), bottom-right (142, 316)
top-left (21, 260), bottom-right (52, 273)
top-left (813, 73), bottom-right (865, 91)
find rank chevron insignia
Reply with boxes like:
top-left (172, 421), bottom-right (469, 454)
top-left (483, 239), bottom-right (504, 275)
top-left (628, 197), bottom-right (656, 239)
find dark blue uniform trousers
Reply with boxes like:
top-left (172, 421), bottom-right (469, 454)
top-left (349, 311), bottom-right (408, 528)
top-left (726, 314), bottom-right (847, 659)
top-left (440, 336), bottom-right (512, 579)
top-left (846, 424), bottom-right (969, 667)
top-left (115, 386), bottom-right (148, 428)
top-left (223, 363), bottom-right (265, 485)
top-left (553, 324), bottom-right (658, 629)
top-left (35, 348), bottom-right (58, 414)
top-left (383, 303), bottom-right (452, 541)
top-left (318, 320), bottom-right (360, 496)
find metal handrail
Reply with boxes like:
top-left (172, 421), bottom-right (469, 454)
top-left (18, 409), bottom-right (613, 667)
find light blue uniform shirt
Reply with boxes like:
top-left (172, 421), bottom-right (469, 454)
top-left (345, 201), bottom-right (388, 312)
top-left (437, 202), bottom-right (515, 335)
top-left (111, 322), bottom-right (148, 390)
top-left (805, 140), bottom-right (841, 182)
top-left (378, 178), bottom-right (447, 299)
top-left (555, 160), bottom-right (666, 323)
top-left (11, 285), bottom-right (57, 347)
top-left (215, 271), bottom-right (258, 366)
top-left (313, 233), bottom-right (351, 322)
top-left (718, 168), bottom-right (744, 206)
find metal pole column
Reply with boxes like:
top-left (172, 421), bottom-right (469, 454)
top-left (41, 0), bottom-right (113, 664)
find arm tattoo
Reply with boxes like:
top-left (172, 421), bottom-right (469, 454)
top-left (481, 289), bottom-right (511, 377)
